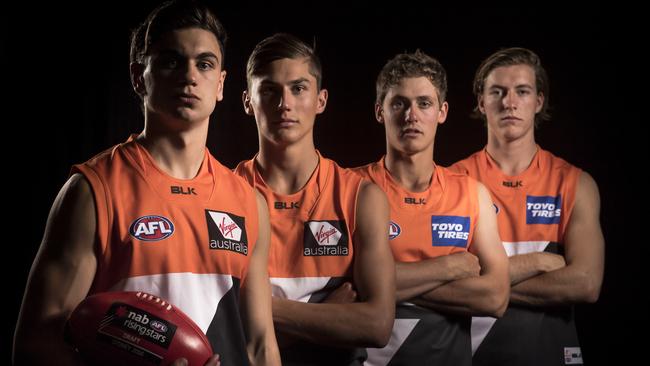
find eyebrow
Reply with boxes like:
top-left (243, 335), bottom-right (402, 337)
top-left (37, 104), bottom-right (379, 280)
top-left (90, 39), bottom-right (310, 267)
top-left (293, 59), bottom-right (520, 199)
top-left (289, 78), bottom-right (311, 85)
top-left (258, 77), bottom-right (311, 86)
top-left (157, 50), bottom-right (220, 64)
top-left (488, 83), bottom-right (534, 89)
top-left (389, 94), bottom-right (434, 102)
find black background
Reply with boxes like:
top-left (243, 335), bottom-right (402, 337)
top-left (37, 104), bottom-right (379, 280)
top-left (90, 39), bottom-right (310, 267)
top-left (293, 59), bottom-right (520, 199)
top-left (5, 2), bottom-right (644, 364)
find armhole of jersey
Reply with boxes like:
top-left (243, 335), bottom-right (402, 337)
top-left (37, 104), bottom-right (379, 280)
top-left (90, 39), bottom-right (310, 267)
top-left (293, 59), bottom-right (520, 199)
top-left (72, 165), bottom-right (111, 260)
top-left (352, 175), bottom-right (368, 241)
top-left (467, 176), bottom-right (480, 251)
top-left (242, 182), bottom-right (260, 285)
top-left (560, 167), bottom-right (582, 244)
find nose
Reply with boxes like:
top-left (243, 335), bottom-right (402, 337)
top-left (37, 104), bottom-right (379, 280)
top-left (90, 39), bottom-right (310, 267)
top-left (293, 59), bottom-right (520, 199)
top-left (181, 62), bottom-right (198, 86)
top-left (502, 91), bottom-right (517, 110)
top-left (405, 103), bottom-right (418, 123)
top-left (277, 88), bottom-right (292, 111)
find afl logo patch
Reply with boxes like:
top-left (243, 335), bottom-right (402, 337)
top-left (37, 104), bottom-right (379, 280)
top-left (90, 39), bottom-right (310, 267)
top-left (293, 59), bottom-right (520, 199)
top-left (389, 221), bottom-right (401, 240)
top-left (150, 320), bottom-right (168, 332)
top-left (129, 215), bottom-right (174, 241)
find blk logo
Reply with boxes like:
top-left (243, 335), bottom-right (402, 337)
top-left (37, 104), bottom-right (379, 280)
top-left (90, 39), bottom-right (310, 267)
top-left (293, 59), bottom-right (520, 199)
top-left (502, 180), bottom-right (523, 188)
top-left (404, 197), bottom-right (426, 205)
top-left (274, 201), bottom-right (300, 209)
top-left (129, 215), bottom-right (174, 241)
top-left (170, 186), bottom-right (197, 195)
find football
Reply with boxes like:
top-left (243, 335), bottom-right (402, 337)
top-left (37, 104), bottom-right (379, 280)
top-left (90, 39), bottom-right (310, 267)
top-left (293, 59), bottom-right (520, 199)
top-left (65, 291), bottom-right (213, 366)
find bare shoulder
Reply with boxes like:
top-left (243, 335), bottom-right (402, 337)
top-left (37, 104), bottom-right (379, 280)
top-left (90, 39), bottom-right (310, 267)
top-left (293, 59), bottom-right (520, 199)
top-left (358, 180), bottom-right (387, 203)
top-left (577, 171), bottom-right (600, 198)
top-left (64, 173), bottom-right (93, 199)
top-left (572, 171), bottom-right (601, 216)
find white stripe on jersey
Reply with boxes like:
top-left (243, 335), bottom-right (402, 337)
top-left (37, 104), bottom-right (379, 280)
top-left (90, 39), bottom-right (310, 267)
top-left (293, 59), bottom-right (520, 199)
top-left (365, 318), bottom-right (420, 366)
top-left (471, 240), bottom-right (551, 354)
top-left (502, 240), bottom-right (550, 257)
top-left (270, 277), bottom-right (332, 302)
top-left (111, 272), bottom-right (234, 334)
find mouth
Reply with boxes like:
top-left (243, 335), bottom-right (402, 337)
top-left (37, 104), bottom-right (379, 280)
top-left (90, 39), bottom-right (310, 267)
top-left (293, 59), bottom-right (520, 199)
top-left (176, 93), bottom-right (200, 104)
top-left (501, 116), bottom-right (522, 122)
top-left (273, 118), bottom-right (299, 127)
top-left (400, 128), bottom-right (422, 137)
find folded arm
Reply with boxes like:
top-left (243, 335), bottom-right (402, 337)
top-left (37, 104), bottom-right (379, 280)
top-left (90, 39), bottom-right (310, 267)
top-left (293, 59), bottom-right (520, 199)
top-left (414, 183), bottom-right (510, 317)
top-left (272, 182), bottom-right (395, 348)
top-left (509, 172), bottom-right (605, 306)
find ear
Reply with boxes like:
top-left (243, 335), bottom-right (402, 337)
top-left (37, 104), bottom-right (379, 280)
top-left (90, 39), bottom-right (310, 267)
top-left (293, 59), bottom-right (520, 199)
top-left (437, 101), bottom-right (449, 125)
top-left (316, 88), bottom-right (328, 114)
top-left (478, 95), bottom-right (486, 115)
top-left (130, 62), bottom-right (146, 96)
top-left (215, 70), bottom-right (227, 102)
top-left (375, 103), bottom-right (384, 124)
top-left (535, 92), bottom-right (544, 114)
top-left (242, 90), bottom-right (254, 116)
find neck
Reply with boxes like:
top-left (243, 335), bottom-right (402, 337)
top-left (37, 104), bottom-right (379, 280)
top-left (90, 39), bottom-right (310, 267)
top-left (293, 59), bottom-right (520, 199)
top-left (256, 137), bottom-right (319, 195)
top-left (137, 115), bottom-right (209, 179)
top-left (486, 131), bottom-right (537, 176)
top-left (385, 146), bottom-right (434, 192)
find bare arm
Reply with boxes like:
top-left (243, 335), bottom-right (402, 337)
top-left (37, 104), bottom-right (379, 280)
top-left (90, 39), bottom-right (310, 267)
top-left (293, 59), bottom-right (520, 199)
top-left (240, 192), bottom-right (281, 366)
top-left (510, 172), bottom-right (605, 306)
top-left (272, 182), bottom-right (395, 348)
top-left (509, 251), bottom-right (566, 286)
top-left (395, 252), bottom-right (480, 302)
top-left (414, 183), bottom-right (510, 317)
top-left (13, 174), bottom-right (97, 365)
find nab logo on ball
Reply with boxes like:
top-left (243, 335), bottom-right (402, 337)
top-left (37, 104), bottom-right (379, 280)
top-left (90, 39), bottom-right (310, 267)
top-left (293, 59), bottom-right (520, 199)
top-left (389, 221), bottom-right (401, 240)
top-left (206, 210), bottom-right (248, 255)
top-left (526, 195), bottom-right (562, 224)
top-left (105, 302), bottom-right (177, 350)
top-left (304, 220), bottom-right (349, 256)
top-left (430, 215), bottom-right (470, 248)
top-left (129, 215), bottom-right (174, 241)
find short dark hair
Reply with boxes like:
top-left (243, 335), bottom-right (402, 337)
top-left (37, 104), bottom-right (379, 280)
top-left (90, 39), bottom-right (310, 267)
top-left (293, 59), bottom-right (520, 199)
top-left (129, 0), bottom-right (227, 66)
top-left (246, 33), bottom-right (322, 90)
top-left (376, 50), bottom-right (448, 106)
top-left (472, 47), bottom-right (550, 125)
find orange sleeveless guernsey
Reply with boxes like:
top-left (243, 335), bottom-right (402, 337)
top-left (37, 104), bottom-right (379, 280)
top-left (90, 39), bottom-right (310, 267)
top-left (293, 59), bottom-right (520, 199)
top-left (72, 135), bottom-right (258, 366)
top-left (449, 147), bottom-right (581, 366)
top-left (354, 157), bottom-right (479, 366)
top-left (235, 152), bottom-right (364, 366)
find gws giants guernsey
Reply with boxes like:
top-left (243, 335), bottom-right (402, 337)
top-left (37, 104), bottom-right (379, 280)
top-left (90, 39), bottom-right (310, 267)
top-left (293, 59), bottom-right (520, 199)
top-left (72, 135), bottom-right (259, 366)
top-left (449, 147), bottom-right (581, 366)
top-left (355, 157), bottom-right (479, 366)
top-left (235, 152), bottom-right (364, 366)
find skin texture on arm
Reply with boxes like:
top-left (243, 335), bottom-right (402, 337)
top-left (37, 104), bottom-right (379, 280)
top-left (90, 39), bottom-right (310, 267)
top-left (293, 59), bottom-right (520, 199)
top-left (509, 251), bottom-right (566, 286)
top-left (240, 191), bottom-right (281, 366)
top-left (509, 172), bottom-right (605, 306)
top-left (414, 183), bottom-right (510, 317)
top-left (271, 182), bottom-right (396, 348)
top-left (13, 174), bottom-right (97, 366)
top-left (395, 252), bottom-right (480, 302)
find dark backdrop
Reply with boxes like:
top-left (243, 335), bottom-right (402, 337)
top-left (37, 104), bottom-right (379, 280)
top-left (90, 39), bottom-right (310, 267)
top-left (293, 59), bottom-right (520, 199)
top-left (5, 2), bottom-right (643, 364)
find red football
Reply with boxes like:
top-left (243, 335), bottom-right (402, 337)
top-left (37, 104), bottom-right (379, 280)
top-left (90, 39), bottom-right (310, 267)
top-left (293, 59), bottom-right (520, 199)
top-left (66, 291), bottom-right (213, 366)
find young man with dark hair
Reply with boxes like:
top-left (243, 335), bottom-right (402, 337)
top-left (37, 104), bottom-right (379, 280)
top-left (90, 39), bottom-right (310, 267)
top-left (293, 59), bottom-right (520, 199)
top-left (14, 1), bottom-right (280, 365)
